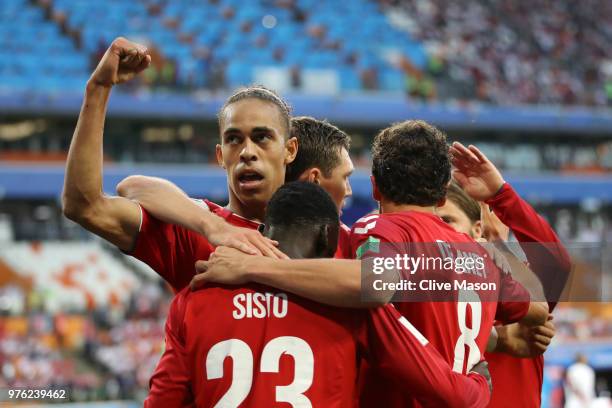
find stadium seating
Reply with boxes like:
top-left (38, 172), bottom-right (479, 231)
top-left (0, 0), bottom-right (89, 92)
top-left (0, 0), bottom-right (426, 93)
top-left (0, 0), bottom-right (609, 105)
top-left (0, 242), bottom-right (140, 313)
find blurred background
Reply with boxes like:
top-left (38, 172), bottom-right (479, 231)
top-left (0, 0), bottom-right (611, 406)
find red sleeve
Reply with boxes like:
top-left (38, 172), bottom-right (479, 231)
top-left (128, 206), bottom-right (214, 292)
top-left (495, 269), bottom-right (530, 324)
top-left (486, 183), bottom-right (571, 310)
top-left (364, 305), bottom-right (491, 408)
top-left (145, 290), bottom-right (194, 408)
top-left (350, 215), bottom-right (405, 260)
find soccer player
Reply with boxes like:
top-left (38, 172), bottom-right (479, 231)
top-left (285, 116), bottom-right (354, 214)
top-left (450, 141), bottom-right (571, 408)
top-left (62, 37), bottom-right (292, 292)
top-left (119, 115), bottom-right (356, 260)
top-left (195, 121), bottom-right (549, 405)
top-left (284, 116), bottom-right (354, 257)
top-left (437, 180), bottom-right (483, 239)
top-left (437, 180), bottom-right (556, 356)
top-left (146, 182), bottom-right (492, 407)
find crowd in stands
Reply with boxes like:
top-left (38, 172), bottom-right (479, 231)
top-left (379, 0), bottom-right (612, 106)
top-left (0, 281), bottom-right (170, 402)
top-left (2, 281), bottom-right (611, 403)
top-left (554, 305), bottom-right (612, 342)
top-left (2, 0), bottom-right (610, 106)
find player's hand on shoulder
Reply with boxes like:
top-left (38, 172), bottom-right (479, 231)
top-left (205, 218), bottom-right (288, 259)
top-left (191, 246), bottom-right (287, 290)
top-left (450, 142), bottom-right (505, 201)
top-left (89, 37), bottom-right (151, 88)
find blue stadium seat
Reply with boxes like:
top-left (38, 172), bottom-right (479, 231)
top-left (226, 61), bottom-right (252, 88)
top-left (0, 0), bottom-right (431, 93)
top-left (338, 67), bottom-right (361, 91)
top-left (379, 69), bottom-right (406, 91)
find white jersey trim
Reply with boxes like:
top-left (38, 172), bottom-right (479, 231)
top-left (399, 316), bottom-right (429, 346)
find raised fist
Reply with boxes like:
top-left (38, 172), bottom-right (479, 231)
top-left (89, 37), bottom-right (151, 88)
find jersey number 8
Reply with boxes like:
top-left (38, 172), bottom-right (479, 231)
top-left (453, 289), bottom-right (482, 373)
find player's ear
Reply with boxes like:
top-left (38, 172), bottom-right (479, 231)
top-left (284, 136), bottom-right (298, 165)
top-left (370, 175), bottom-right (381, 201)
top-left (436, 197), bottom-right (447, 207)
top-left (297, 168), bottom-right (319, 184)
top-left (471, 220), bottom-right (483, 240)
top-left (215, 144), bottom-right (225, 168)
top-left (310, 168), bottom-right (322, 184)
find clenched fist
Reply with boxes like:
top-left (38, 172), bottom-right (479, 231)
top-left (89, 37), bottom-right (151, 88)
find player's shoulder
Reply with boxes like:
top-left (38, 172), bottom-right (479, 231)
top-left (349, 214), bottom-right (408, 258)
top-left (169, 287), bottom-right (192, 320)
top-left (193, 198), bottom-right (213, 211)
top-left (352, 213), bottom-right (392, 235)
top-left (202, 198), bottom-right (261, 230)
top-left (351, 212), bottom-right (419, 237)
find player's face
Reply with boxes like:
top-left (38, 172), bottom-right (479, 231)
top-left (317, 148), bottom-right (354, 215)
top-left (217, 99), bottom-right (297, 208)
top-left (436, 199), bottom-right (482, 239)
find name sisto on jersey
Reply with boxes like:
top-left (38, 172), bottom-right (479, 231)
top-left (232, 292), bottom-right (289, 319)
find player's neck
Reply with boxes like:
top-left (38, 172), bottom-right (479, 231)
top-left (226, 194), bottom-right (266, 222)
top-left (379, 200), bottom-right (436, 215)
top-left (269, 231), bottom-right (316, 258)
top-left (277, 241), bottom-right (315, 259)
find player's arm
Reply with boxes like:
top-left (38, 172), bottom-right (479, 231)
top-left (365, 305), bottom-right (491, 407)
top-left (192, 247), bottom-right (394, 307)
top-left (485, 183), bottom-right (571, 304)
top-left (487, 318), bottom-right (555, 358)
top-left (490, 241), bottom-right (549, 326)
top-left (62, 37), bottom-right (150, 252)
top-left (451, 142), bottom-right (571, 306)
top-left (117, 175), bottom-right (284, 257)
top-left (145, 292), bottom-right (194, 408)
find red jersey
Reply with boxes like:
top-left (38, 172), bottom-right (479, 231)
top-left (334, 222), bottom-right (352, 259)
top-left (130, 199), bottom-right (349, 288)
top-left (350, 210), bottom-right (529, 407)
top-left (146, 285), bottom-right (491, 408)
top-left (129, 199), bottom-right (260, 292)
top-left (484, 183), bottom-right (571, 408)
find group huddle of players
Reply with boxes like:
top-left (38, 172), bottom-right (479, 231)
top-left (62, 37), bottom-right (572, 407)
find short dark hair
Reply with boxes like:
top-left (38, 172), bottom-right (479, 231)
top-left (265, 181), bottom-right (338, 228)
top-left (218, 85), bottom-right (292, 135)
top-left (285, 116), bottom-right (351, 182)
top-left (372, 120), bottom-right (451, 206)
top-left (446, 180), bottom-right (480, 223)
